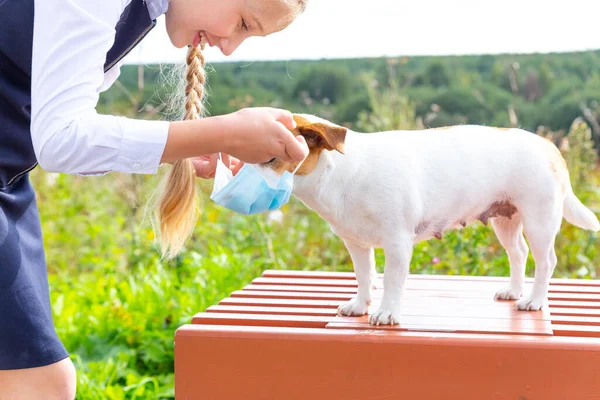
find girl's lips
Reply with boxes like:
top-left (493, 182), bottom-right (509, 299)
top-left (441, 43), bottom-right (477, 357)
top-left (193, 31), bottom-right (217, 50)
top-left (192, 31), bottom-right (201, 47)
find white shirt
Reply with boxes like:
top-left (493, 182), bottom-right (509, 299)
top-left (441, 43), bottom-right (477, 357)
top-left (31, 0), bottom-right (170, 175)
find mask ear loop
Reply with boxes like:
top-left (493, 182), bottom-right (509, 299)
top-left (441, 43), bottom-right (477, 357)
top-left (291, 156), bottom-right (306, 175)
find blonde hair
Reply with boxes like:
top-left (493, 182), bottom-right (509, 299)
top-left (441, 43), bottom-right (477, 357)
top-left (153, 0), bottom-right (309, 260)
top-left (154, 43), bottom-right (206, 260)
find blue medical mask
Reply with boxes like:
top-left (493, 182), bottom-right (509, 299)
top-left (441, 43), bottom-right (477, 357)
top-left (210, 155), bottom-right (304, 215)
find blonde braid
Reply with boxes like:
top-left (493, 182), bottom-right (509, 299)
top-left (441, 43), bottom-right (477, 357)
top-left (155, 43), bottom-right (206, 259)
top-left (183, 45), bottom-right (206, 120)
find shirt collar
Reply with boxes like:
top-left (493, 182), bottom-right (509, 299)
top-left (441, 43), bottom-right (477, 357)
top-left (145, 0), bottom-right (169, 20)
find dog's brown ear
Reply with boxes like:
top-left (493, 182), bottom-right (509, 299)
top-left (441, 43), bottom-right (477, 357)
top-left (298, 122), bottom-right (347, 154)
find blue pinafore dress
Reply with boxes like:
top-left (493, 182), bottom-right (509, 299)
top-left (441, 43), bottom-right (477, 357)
top-left (0, 0), bottom-right (156, 369)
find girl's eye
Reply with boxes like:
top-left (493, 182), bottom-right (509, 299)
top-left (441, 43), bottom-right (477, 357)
top-left (241, 19), bottom-right (249, 31)
top-left (267, 158), bottom-right (276, 164)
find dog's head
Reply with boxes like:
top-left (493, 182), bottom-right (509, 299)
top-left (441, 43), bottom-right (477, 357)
top-left (262, 114), bottom-right (347, 176)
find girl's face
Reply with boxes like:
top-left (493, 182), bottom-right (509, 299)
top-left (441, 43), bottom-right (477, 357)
top-left (165, 0), bottom-right (300, 56)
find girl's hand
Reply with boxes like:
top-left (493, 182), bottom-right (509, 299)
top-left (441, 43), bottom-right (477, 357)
top-left (191, 153), bottom-right (243, 179)
top-left (221, 107), bottom-right (309, 164)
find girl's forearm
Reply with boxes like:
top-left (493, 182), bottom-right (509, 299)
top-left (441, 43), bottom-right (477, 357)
top-left (160, 116), bottom-right (232, 164)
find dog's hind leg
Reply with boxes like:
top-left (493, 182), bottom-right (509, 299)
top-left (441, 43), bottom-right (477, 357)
top-left (369, 233), bottom-right (414, 325)
top-left (492, 214), bottom-right (529, 301)
top-left (337, 240), bottom-right (374, 317)
top-left (516, 200), bottom-right (562, 311)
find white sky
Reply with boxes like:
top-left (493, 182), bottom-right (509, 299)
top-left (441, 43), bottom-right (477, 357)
top-left (124, 0), bottom-right (600, 65)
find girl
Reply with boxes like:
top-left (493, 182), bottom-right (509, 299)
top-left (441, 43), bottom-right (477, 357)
top-left (0, 0), bottom-right (309, 397)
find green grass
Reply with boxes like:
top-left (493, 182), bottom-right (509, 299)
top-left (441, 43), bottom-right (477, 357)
top-left (32, 123), bottom-right (599, 399)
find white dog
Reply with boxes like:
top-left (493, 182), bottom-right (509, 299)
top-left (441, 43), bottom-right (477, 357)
top-left (258, 114), bottom-right (600, 326)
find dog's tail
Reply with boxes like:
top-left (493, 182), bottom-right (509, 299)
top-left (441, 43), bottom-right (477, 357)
top-left (563, 188), bottom-right (600, 231)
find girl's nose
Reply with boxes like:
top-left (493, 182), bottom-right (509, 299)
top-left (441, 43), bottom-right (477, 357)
top-left (220, 36), bottom-right (245, 56)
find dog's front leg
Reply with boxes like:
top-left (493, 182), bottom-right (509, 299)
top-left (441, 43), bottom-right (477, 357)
top-left (337, 240), bottom-right (374, 317)
top-left (369, 235), bottom-right (413, 325)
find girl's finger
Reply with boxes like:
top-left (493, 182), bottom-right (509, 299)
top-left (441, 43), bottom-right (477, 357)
top-left (221, 153), bottom-right (231, 169)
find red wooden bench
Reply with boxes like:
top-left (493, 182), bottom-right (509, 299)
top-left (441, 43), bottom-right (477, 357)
top-left (175, 270), bottom-right (600, 399)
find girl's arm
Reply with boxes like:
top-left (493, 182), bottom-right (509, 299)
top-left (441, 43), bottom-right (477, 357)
top-left (31, 0), bottom-right (170, 176)
top-left (160, 108), bottom-right (308, 165)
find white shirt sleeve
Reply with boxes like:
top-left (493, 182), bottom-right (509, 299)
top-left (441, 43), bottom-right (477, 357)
top-left (99, 60), bottom-right (123, 94)
top-left (30, 0), bottom-right (170, 175)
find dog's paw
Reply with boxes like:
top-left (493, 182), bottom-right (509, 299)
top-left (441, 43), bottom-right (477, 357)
top-left (368, 307), bottom-right (401, 325)
top-left (337, 297), bottom-right (370, 316)
top-left (494, 285), bottom-right (523, 301)
top-left (515, 296), bottom-right (545, 311)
